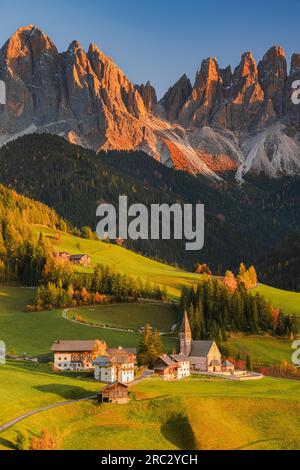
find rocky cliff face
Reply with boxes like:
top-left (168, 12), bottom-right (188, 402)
top-left (0, 25), bottom-right (300, 181)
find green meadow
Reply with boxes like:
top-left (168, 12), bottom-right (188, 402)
top-left (69, 302), bottom-right (180, 333)
top-left (33, 225), bottom-right (300, 314)
top-left (0, 226), bottom-right (299, 451)
top-left (0, 361), bottom-right (100, 425)
top-left (254, 284), bottom-right (300, 317)
top-left (0, 286), bottom-right (177, 357)
top-left (224, 334), bottom-right (292, 365)
top-left (1, 368), bottom-right (300, 451)
top-left (31, 225), bottom-right (202, 300)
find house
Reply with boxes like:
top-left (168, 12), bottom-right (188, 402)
top-left (69, 254), bottom-right (91, 267)
top-left (53, 252), bottom-right (70, 262)
top-left (169, 354), bottom-right (190, 379)
top-left (94, 347), bottom-right (136, 383)
top-left (153, 356), bottom-right (179, 381)
top-left (100, 382), bottom-right (129, 404)
top-left (179, 311), bottom-right (225, 374)
top-left (51, 339), bottom-right (107, 371)
top-left (222, 360), bottom-right (235, 373)
top-left (153, 354), bottom-right (190, 381)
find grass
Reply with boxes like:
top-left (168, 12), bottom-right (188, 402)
top-left (33, 225), bottom-right (300, 312)
top-left (69, 302), bottom-right (180, 332)
top-left (0, 360), bottom-right (101, 425)
top-left (253, 284), bottom-right (300, 317)
top-left (1, 374), bottom-right (300, 450)
top-left (31, 225), bottom-right (202, 300)
top-left (0, 286), bottom-right (177, 357)
top-left (224, 334), bottom-right (292, 365)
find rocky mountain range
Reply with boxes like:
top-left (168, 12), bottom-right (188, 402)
top-left (0, 25), bottom-right (300, 180)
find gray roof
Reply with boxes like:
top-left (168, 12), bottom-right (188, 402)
top-left (102, 381), bottom-right (129, 391)
top-left (51, 340), bottom-right (105, 352)
top-left (107, 347), bottom-right (137, 356)
top-left (170, 354), bottom-right (189, 363)
top-left (154, 355), bottom-right (176, 369)
top-left (69, 254), bottom-right (90, 260)
top-left (94, 356), bottom-right (113, 365)
top-left (189, 341), bottom-right (214, 357)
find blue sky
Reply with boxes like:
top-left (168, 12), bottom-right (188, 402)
top-left (0, 0), bottom-right (299, 97)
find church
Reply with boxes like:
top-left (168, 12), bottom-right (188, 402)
top-left (179, 311), bottom-right (223, 373)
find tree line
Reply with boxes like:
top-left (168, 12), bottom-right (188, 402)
top-left (28, 262), bottom-right (168, 311)
top-left (179, 275), bottom-right (297, 342)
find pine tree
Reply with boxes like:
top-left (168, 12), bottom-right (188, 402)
top-left (246, 354), bottom-right (252, 371)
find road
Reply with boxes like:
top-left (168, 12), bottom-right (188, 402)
top-left (0, 395), bottom-right (97, 434)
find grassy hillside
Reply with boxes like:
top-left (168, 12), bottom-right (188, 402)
top-left (31, 225), bottom-right (202, 300)
top-left (3, 134), bottom-right (300, 276)
top-left (68, 302), bottom-right (180, 333)
top-left (32, 225), bottom-right (300, 316)
top-left (254, 284), bottom-right (300, 317)
top-left (0, 286), bottom-right (177, 357)
top-left (224, 334), bottom-right (292, 364)
top-left (1, 372), bottom-right (300, 450)
top-left (0, 361), bottom-right (100, 425)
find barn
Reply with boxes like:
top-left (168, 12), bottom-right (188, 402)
top-left (100, 382), bottom-right (129, 404)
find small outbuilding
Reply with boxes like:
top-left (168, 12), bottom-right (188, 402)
top-left (69, 254), bottom-right (91, 267)
top-left (100, 382), bottom-right (129, 404)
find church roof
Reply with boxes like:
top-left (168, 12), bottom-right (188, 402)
top-left (189, 341), bottom-right (214, 357)
top-left (180, 310), bottom-right (192, 334)
top-left (170, 354), bottom-right (189, 362)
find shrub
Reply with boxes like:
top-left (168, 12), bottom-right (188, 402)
top-left (15, 431), bottom-right (29, 450)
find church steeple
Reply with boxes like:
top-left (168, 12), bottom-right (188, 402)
top-left (180, 310), bottom-right (192, 356)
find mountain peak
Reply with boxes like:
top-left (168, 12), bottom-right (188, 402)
top-left (258, 45), bottom-right (287, 116)
top-left (160, 74), bottom-right (192, 121)
top-left (234, 51), bottom-right (257, 80)
top-left (0, 28), bottom-right (299, 181)
top-left (135, 81), bottom-right (157, 111)
top-left (67, 40), bottom-right (83, 52)
top-left (263, 45), bottom-right (286, 60)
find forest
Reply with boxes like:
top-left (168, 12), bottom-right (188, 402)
top-left (179, 276), bottom-right (297, 341)
top-left (0, 133), bottom-right (299, 286)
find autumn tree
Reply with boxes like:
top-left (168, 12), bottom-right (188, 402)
top-left (137, 324), bottom-right (164, 368)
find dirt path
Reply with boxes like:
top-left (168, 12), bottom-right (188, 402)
top-left (0, 395), bottom-right (97, 434)
top-left (62, 309), bottom-right (136, 333)
top-left (62, 308), bottom-right (177, 336)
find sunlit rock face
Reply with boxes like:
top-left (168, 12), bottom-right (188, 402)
top-left (0, 25), bottom-right (300, 180)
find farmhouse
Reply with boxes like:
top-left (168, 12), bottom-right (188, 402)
top-left (153, 354), bottom-right (190, 381)
top-left (69, 254), bottom-right (91, 267)
top-left (179, 311), bottom-right (231, 374)
top-left (51, 339), bottom-right (107, 371)
top-left (94, 347), bottom-right (136, 384)
top-left (53, 252), bottom-right (70, 261)
top-left (100, 382), bottom-right (129, 404)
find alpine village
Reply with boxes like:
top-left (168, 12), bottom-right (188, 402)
top-left (0, 21), bottom-right (299, 452)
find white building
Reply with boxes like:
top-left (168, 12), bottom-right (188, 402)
top-left (94, 347), bottom-right (136, 384)
top-left (153, 354), bottom-right (190, 381)
top-left (51, 340), bottom-right (107, 372)
top-left (169, 354), bottom-right (191, 379)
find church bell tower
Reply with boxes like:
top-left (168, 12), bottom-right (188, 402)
top-left (180, 310), bottom-right (192, 356)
